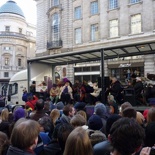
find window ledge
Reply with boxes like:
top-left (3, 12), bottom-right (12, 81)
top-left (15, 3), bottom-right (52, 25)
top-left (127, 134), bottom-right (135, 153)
top-left (128, 1), bottom-right (143, 7)
top-left (89, 40), bottom-right (100, 43)
top-left (107, 7), bottom-right (120, 13)
top-left (107, 36), bottom-right (120, 40)
top-left (74, 18), bottom-right (83, 22)
top-left (128, 32), bottom-right (144, 36)
top-left (89, 13), bottom-right (100, 18)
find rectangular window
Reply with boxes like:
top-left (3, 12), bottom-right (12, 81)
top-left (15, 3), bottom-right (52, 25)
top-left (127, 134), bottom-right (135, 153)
top-left (18, 58), bottom-right (22, 66)
top-left (53, 0), bottom-right (59, 6)
top-left (131, 14), bottom-right (142, 34)
top-left (91, 24), bottom-right (99, 41)
top-left (4, 72), bottom-right (9, 77)
top-left (5, 58), bottom-right (9, 65)
top-left (91, 1), bottom-right (98, 15)
top-left (109, 0), bottom-right (118, 10)
top-left (75, 28), bottom-right (82, 44)
top-left (4, 47), bottom-right (11, 50)
top-left (5, 26), bottom-right (10, 32)
top-left (109, 19), bottom-right (118, 38)
top-left (74, 6), bottom-right (81, 20)
top-left (19, 28), bottom-right (22, 33)
top-left (130, 0), bottom-right (140, 4)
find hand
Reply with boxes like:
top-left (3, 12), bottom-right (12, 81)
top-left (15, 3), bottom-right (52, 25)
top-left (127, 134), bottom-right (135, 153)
top-left (140, 147), bottom-right (151, 155)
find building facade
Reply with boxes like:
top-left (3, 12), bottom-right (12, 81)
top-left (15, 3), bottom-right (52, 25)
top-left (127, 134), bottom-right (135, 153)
top-left (0, 0), bottom-right (36, 94)
top-left (34, 0), bottom-right (155, 83)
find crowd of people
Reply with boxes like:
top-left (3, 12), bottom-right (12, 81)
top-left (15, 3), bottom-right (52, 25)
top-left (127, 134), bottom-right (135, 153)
top-left (0, 77), bottom-right (155, 155)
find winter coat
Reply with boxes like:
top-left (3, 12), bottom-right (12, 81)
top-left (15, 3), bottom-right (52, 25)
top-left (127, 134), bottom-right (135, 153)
top-left (6, 146), bottom-right (36, 155)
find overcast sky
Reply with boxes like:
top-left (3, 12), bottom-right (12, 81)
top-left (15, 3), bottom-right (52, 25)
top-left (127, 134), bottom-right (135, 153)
top-left (0, 0), bottom-right (37, 25)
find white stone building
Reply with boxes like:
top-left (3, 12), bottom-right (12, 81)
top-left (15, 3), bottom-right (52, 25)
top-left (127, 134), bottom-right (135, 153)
top-left (34, 0), bottom-right (155, 83)
top-left (0, 0), bottom-right (36, 94)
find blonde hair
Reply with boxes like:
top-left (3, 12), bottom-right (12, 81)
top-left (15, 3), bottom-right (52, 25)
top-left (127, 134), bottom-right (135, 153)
top-left (64, 127), bottom-right (93, 155)
top-left (77, 110), bottom-right (87, 121)
top-left (50, 109), bottom-right (60, 126)
top-left (1, 109), bottom-right (9, 121)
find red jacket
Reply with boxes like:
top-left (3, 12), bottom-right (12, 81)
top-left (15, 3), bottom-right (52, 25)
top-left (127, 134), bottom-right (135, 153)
top-left (25, 96), bottom-right (38, 110)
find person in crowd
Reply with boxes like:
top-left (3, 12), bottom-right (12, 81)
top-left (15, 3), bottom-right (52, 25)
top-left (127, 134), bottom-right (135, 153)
top-left (146, 107), bottom-right (155, 124)
top-left (136, 111), bottom-right (145, 126)
top-left (50, 84), bottom-right (60, 104)
top-left (72, 80), bottom-right (81, 102)
top-left (58, 104), bottom-right (75, 124)
top-left (59, 81), bottom-right (73, 104)
top-left (7, 119), bottom-right (40, 155)
top-left (39, 123), bottom-right (74, 155)
top-left (0, 131), bottom-right (10, 155)
top-left (88, 114), bottom-right (103, 131)
top-left (0, 108), bottom-right (10, 137)
top-left (106, 77), bottom-right (124, 104)
top-left (144, 121), bottom-right (155, 147)
top-left (9, 107), bottom-right (26, 138)
top-left (134, 77), bottom-right (144, 105)
top-left (93, 114), bottom-right (121, 155)
top-left (22, 88), bottom-right (31, 102)
top-left (25, 95), bottom-right (38, 111)
top-left (107, 94), bottom-right (119, 114)
top-left (109, 117), bottom-right (145, 155)
top-left (43, 101), bottom-right (51, 115)
top-left (80, 80), bottom-right (94, 103)
top-left (74, 101), bottom-right (86, 113)
top-left (70, 114), bottom-right (86, 128)
top-left (94, 103), bottom-right (109, 133)
top-left (64, 127), bottom-right (93, 155)
top-left (121, 107), bottom-right (137, 119)
top-left (119, 101), bottom-right (132, 115)
top-left (30, 99), bottom-right (47, 121)
top-left (50, 109), bottom-right (60, 126)
top-left (77, 110), bottom-right (87, 121)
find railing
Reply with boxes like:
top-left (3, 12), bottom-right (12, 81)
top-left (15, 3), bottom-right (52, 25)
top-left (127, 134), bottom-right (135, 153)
top-left (0, 31), bottom-right (26, 38)
top-left (0, 66), bottom-right (26, 70)
top-left (47, 40), bottom-right (63, 50)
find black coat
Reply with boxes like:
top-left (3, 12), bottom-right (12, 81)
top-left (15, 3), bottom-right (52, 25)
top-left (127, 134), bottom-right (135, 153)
top-left (6, 146), bottom-right (35, 155)
top-left (39, 140), bottom-right (62, 155)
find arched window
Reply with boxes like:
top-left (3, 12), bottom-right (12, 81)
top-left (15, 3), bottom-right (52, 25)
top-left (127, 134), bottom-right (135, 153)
top-left (51, 13), bottom-right (60, 41)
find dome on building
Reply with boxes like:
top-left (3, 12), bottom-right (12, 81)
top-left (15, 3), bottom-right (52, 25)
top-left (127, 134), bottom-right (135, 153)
top-left (0, 0), bottom-right (25, 18)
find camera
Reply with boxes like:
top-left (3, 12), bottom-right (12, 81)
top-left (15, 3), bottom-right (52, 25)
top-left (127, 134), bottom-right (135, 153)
top-left (150, 147), bottom-right (155, 155)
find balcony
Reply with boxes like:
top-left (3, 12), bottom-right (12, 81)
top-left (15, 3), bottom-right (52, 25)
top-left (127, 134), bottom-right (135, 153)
top-left (47, 40), bottom-right (63, 50)
top-left (0, 66), bottom-right (26, 70)
top-left (0, 31), bottom-right (26, 39)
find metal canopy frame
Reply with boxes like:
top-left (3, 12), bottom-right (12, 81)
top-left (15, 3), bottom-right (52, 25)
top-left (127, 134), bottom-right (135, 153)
top-left (27, 42), bottom-right (155, 102)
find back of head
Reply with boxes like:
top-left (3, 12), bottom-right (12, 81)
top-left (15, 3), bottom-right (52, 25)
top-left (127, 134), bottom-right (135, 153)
top-left (57, 123), bottom-right (74, 152)
top-left (11, 119), bottom-right (40, 150)
top-left (64, 127), bottom-right (93, 155)
top-left (38, 116), bottom-right (54, 133)
top-left (136, 111), bottom-right (145, 125)
top-left (88, 114), bottom-right (103, 130)
top-left (13, 107), bottom-right (26, 122)
top-left (1, 108), bottom-right (9, 121)
top-left (122, 107), bottom-right (137, 119)
top-left (0, 131), bottom-right (9, 155)
top-left (36, 99), bottom-right (44, 111)
top-left (50, 109), bottom-right (60, 125)
top-left (147, 107), bottom-right (155, 124)
top-left (70, 114), bottom-right (86, 127)
top-left (94, 103), bottom-right (107, 117)
top-left (63, 104), bottom-right (73, 116)
top-left (120, 102), bottom-right (132, 114)
top-left (106, 114), bottom-right (122, 136)
top-left (110, 117), bottom-right (145, 155)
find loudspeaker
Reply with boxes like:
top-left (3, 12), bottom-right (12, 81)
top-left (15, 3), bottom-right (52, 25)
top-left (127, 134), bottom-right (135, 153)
top-left (98, 76), bottom-right (110, 89)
